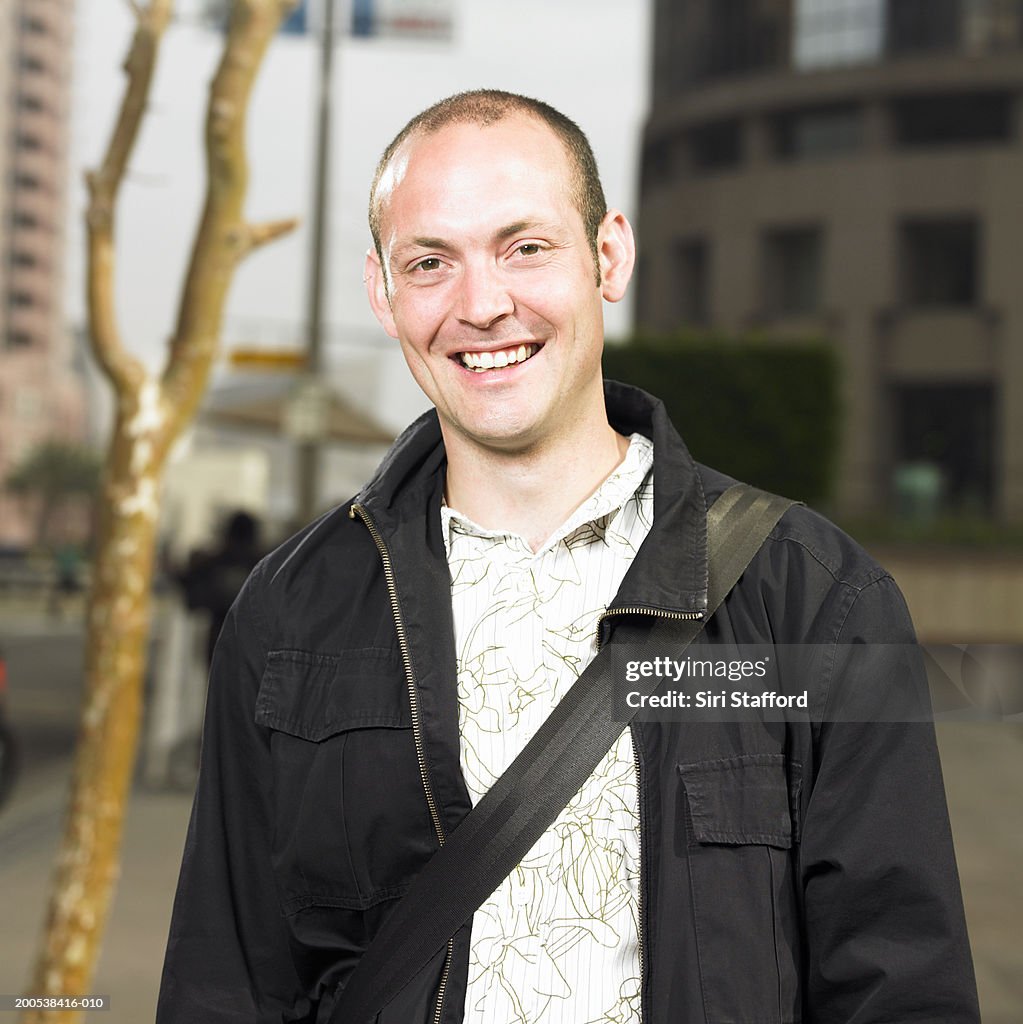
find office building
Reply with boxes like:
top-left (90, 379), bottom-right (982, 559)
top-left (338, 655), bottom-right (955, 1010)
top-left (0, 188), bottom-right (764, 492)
top-left (0, 0), bottom-right (85, 547)
top-left (638, 0), bottom-right (1023, 519)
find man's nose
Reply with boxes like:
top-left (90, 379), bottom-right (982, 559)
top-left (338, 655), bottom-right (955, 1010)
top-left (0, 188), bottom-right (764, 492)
top-left (455, 260), bottom-right (514, 329)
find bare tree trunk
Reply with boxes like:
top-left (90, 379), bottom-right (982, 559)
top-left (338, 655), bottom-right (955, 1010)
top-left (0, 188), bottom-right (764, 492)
top-left (21, 3), bottom-right (297, 1020)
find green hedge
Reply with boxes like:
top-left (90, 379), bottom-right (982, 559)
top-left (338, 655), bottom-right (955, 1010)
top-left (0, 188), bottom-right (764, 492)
top-left (603, 332), bottom-right (839, 505)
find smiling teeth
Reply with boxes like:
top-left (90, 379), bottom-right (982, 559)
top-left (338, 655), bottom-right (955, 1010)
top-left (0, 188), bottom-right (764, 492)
top-left (461, 344), bottom-right (536, 371)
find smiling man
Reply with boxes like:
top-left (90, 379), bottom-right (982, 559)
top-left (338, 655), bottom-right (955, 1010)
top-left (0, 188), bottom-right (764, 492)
top-left (157, 91), bottom-right (979, 1024)
top-left (364, 104), bottom-right (636, 550)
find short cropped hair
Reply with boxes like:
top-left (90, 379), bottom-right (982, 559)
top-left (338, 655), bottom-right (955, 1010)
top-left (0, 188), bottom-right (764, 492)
top-left (369, 89), bottom-right (608, 285)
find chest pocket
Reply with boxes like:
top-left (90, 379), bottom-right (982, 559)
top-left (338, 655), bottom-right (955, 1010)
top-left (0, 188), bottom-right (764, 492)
top-left (255, 648), bottom-right (438, 915)
top-left (677, 754), bottom-right (802, 1024)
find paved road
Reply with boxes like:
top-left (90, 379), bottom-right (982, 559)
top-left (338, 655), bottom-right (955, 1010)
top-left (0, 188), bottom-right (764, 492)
top-left (0, 613), bottom-right (85, 794)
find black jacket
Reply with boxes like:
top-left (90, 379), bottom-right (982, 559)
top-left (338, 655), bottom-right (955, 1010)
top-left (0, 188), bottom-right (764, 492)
top-left (157, 382), bottom-right (979, 1024)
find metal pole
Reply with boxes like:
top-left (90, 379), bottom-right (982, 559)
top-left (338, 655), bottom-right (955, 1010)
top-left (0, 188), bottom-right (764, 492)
top-left (297, 0), bottom-right (338, 525)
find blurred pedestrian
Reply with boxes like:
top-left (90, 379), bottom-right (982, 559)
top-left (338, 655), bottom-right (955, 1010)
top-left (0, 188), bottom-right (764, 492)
top-left (48, 542), bottom-right (81, 620)
top-left (176, 511), bottom-right (263, 670)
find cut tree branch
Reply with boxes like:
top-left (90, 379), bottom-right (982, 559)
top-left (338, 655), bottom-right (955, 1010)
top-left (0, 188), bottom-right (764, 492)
top-left (85, 0), bottom-right (173, 398)
top-left (238, 216), bottom-right (300, 257)
top-left (160, 0), bottom-right (299, 421)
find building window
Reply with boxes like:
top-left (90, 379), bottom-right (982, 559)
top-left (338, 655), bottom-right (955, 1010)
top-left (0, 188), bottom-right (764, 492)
top-left (16, 133), bottom-right (45, 153)
top-left (17, 92), bottom-right (46, 113)
top-left (9, 291), bottom-right (36, 308)
top-left (6, 332), bottom-right (34, 349)
top-left (351, 0), bottom-right (374, 36)
top-left (773, 103), bottom-right (863, 159)
top-left (702, 0), bottom-right (792, 80)
top-left (14, 172), bottom-right (42, 191)
top-left (13, 211), bottom-right (41, 229)
top-left (12, 251), bottom-right (38, 269)
top-left (19, 53), bottom-right (45, 74)
top-left (893, 92), bottom-right (1013, 147)
top-left (901, 219), bottom-right (979, 306)
top-left (886, 0), bottom-right (962, 55)
top-left (894, 383), bottom-right (994, 513)
top-left (675, 239), bottom-right (711, 326)
top-left (963, 0), bottom-right (1023, 52)
top-left (641, 138), bottom-right (674, 190)
top-left (689, 120), bottom-right (743, 173)
top-left (763, 226), bottom-right (824, 317)
top-left (793, 0), bottom-right (885, 70)
top-left (888, 0), bottom-right (1023, 56)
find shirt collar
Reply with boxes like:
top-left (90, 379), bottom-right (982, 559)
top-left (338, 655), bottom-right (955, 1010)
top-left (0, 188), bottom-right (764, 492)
top-left (441, 432), bottom-right (653, 557)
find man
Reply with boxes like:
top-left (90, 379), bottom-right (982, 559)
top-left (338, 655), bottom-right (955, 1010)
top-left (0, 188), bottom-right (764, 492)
top-left (158, 90), bottom-right (979, 1023)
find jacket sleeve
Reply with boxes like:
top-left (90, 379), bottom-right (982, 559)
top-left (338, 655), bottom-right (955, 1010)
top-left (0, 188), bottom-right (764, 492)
top-left (157, 560), bottom-right (309, 1023)
top-left (799, 575), bottom-right (980, 1023)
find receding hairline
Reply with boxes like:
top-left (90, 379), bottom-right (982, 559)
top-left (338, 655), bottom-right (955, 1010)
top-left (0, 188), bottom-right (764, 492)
top-left (370, 108), bottom-right (584, 238)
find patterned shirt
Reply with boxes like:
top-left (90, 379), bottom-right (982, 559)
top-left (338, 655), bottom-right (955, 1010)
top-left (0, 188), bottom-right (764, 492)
top-left (442, 433), bottom-right (654, 1024)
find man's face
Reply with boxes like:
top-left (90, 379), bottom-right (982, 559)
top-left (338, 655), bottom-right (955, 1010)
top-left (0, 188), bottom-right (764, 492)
top-left (365, 114), bottom-right (634, 456)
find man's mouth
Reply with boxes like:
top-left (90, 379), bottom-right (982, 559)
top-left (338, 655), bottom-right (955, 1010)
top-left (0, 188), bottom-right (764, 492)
top-left (457, 343), bottom-right (541, 373)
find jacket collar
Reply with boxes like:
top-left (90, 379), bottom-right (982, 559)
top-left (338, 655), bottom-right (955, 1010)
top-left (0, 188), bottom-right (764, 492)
top-left (603, 380), bottom-right (708, 617)
top-left (355, 380), bottom-right (708, 618)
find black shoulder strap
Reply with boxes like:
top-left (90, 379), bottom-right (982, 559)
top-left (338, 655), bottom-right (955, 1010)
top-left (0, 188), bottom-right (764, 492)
top-left (328, 483), bottom-right (796, 1024)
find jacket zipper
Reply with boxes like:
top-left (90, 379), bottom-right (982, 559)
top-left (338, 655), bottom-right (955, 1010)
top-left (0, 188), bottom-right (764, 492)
top-left (595, 606), bottom-right (704, 645)
top-left (597, 605), bottom-right (703, 1024)
top-left (630, 725), bottom-right (647, 1021)
top-left (349, 502), bottom-right (453, 1024)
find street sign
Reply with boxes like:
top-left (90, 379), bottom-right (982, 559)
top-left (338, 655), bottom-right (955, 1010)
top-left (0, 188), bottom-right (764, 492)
top-left (228, 347), bottom-right (306, 371)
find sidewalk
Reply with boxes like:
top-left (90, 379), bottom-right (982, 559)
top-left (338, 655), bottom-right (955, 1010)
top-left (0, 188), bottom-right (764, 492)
top-left (937, 721), bottom-right (1023, 1022)
top-left (1, 724), bottom-right (1021, 1022)
top-left (0, 763), bottom-right (192, 1024)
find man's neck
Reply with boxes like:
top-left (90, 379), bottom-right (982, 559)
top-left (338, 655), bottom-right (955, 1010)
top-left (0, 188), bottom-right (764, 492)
top-left (443, 419), bottom-right (632, 554)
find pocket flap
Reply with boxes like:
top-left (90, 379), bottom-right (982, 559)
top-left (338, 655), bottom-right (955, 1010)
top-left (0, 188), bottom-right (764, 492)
top-left (677, 753), bottom-right (798, 848)
top-left (255, 648), bottom-right (410, 741)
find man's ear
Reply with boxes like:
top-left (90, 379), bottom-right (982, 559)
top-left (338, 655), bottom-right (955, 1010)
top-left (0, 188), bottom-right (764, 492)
top-left (597, 209), bottom-right (636, 303)
top-left (365, 248), bottom-right (398, 339)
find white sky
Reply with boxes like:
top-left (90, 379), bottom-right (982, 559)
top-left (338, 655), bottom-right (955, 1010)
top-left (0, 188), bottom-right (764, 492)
top-left (66, 0), bottom-right (653, 428)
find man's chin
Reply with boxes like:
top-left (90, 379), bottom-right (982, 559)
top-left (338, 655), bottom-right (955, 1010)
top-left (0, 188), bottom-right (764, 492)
top-left (441, 413), bottom-right (546, 457)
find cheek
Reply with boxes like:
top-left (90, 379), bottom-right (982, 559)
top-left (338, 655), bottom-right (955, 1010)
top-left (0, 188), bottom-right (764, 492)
top-left (397, 338), bottom-right (441, 388)
top-left (524, 285), bottom-right (600, 344)
top-left (524, 267), bottom-right (598, 312)
top-left (392, 291), bottom-right (450, 348)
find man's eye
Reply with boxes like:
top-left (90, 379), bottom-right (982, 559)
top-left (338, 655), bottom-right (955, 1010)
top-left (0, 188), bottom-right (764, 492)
top-left (516, 243), bottom-right (542, 257)
top-left (413, 257), bottom-right (442, 272)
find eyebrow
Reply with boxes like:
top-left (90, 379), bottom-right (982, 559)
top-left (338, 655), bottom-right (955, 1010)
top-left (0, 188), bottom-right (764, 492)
top-left (390, 221), bottom-right (557, 263)
top-left (495, 220), bottom-right (545, 240)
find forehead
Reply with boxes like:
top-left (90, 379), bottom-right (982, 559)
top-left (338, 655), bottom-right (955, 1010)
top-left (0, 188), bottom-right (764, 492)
top-left (378, 115), bottom-right (579, 242)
